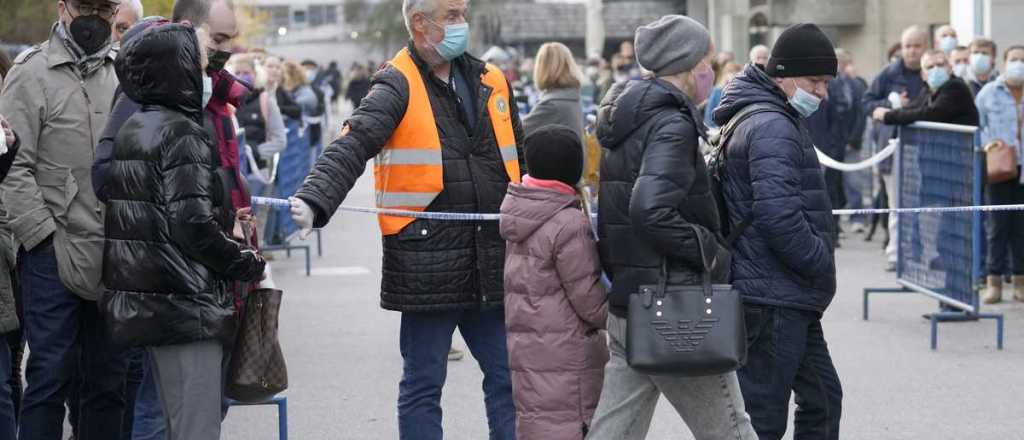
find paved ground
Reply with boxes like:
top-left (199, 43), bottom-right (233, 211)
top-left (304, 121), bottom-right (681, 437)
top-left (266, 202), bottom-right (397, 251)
top-left (221, 170), bottom-right (1024, 440)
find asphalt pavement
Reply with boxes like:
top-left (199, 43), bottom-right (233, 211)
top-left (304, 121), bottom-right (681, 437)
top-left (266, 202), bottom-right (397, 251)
top-left (221, 169), bottom-right (1024, 440)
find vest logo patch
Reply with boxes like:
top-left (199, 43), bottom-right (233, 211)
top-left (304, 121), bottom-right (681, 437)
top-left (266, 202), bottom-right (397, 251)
top-left (495, 96), bottom-right (509, 114)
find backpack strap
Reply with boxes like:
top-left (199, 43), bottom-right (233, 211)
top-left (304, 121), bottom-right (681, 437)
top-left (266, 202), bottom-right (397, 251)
top-left (717, 103), bottom-right (798, 245)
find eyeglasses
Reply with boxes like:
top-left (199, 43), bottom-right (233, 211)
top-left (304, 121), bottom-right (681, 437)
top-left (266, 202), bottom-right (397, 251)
top-left (68, 1), bottom-right (117, 20)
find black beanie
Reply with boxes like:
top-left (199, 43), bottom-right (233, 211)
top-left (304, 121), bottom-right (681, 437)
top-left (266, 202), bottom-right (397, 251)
top-left (766, 23), bottom-right (838, 78)
top-left (524, 125), bottom-right (583, 187)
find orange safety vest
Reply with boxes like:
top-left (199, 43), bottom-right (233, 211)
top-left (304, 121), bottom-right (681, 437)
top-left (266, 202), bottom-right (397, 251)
top-left (373, 48), bottom-right (521, 235)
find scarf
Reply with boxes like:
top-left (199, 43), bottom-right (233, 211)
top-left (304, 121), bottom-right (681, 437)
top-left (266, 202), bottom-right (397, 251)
top-left (523, 175), bottom-right (577, 195)
top-left (55, 21), bottom-right (111, 78)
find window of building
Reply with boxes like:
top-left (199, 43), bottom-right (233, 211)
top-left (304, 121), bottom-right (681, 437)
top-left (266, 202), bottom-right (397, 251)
top-left (309, 5), bottom-right (339, 27)
top-left (262, 6), bottom-right (290, 29)
top-left (294, 9), bottom-right (307, 27)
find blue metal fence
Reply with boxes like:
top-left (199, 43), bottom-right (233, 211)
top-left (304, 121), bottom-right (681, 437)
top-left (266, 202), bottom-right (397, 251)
top-left (864, 121), bottom-right (1004, 350)
top-left (896, 122), bottom-right (980, 311)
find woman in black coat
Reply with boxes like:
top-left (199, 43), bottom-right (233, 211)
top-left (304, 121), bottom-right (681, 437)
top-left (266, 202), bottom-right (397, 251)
top-left (101, 23), bottom-right (265, 439)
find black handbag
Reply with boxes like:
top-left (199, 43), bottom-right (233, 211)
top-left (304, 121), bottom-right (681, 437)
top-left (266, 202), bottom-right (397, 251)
top-left (626, 225), bottom-right (747, 377)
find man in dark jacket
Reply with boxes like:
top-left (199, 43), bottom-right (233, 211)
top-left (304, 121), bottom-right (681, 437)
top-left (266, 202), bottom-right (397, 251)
top-left (864, 25), bottom-right (930, 271)
top-left (873, 49), bottom-right (979, 127)
top-left (288, 0), bottom-right (523, 438)
top-left (102, 23), bottom-right (264, 440)
top-left (714, 23), bottom-right (842, 440)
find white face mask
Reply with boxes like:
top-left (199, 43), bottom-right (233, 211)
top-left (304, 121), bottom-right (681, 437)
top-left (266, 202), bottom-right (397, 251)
top-left (953, 63), bottom-right (970, 79)
top-left (202, 75), bottom-right (213, 108)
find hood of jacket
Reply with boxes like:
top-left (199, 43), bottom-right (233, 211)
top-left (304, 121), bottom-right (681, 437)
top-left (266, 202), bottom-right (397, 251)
top-left (116, 23), bottom-right (203, 122)
top-left (713, 63), bottom-right (800, 127)
top-left (596, 78), bottom-right (699, 150)
top-left (500, 184), bottom-right (580, 244)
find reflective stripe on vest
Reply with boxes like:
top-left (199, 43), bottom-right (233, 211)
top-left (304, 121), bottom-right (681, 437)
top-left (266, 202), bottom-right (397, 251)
top-left (375, 48), bottom-right (521, 236)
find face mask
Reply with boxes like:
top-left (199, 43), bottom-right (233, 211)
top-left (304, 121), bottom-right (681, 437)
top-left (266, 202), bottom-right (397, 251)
top-left (953, 63), bottom-right (969, 78)
top-left (585, 66), bottom-right (599, 78)
top-left (927, 66), bottom-right (950, 90)
top-left (788, 80), bottom-right (821, 118)
top-left (1006, 61), bottom-right (1024, 82)
top-left (202, 75), bottom-right (213, 108)
top-left (69, 15), bottom-right (111, 55)
top-left (306, 70), bottom-right (317, 83)
top-left (939, 36), bottom-right (957, 53)
top-left (970, 53), bottom-right (993, 75)
top-left (426, 20), bottom-right (469, 61)
top-left (207, 49), bottom-right (232, 72)
top-left (691, 62), bottom-right (715, 104)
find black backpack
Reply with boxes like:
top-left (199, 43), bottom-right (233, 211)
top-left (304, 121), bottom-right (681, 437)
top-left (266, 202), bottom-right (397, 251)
top-left (706, 103), bottom-right (797, 243)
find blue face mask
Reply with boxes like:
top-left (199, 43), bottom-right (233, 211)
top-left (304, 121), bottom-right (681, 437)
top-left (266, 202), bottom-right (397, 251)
top-left (1007, 61), bottom-right (1024, 82)
top-left (971, 53), bottom-right (993, 75)
top-left (927, 67), bottom-right (951, 90)
top-left (427, 20), bottom-right (470, 61)
top-left (788, 80), bottom-right (821, 118)
top-left (939, 36), bottom-right (957, 53)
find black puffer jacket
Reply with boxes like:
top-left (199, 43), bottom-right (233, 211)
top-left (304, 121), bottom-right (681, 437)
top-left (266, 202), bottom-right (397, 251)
top-left (296, 43), bottom-right (525, 312)
top-left (597, 78), bottom-right (729, 316)
top-left (101, 24), bottom-right (265, 348)
top-left (713, 64), bottom-right (836, 313)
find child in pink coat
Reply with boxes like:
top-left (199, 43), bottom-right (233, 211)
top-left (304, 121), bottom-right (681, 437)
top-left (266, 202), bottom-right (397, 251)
top-left (499, 125), bottom-right (609, 440)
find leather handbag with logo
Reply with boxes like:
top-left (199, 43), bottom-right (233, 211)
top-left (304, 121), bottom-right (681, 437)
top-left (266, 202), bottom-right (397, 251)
top-left (626, 225), bottom-right (747, 377)
top-left (985, 141), bottom-right (1019, 184)
top-left (226, 225), bottom-right (288, 403)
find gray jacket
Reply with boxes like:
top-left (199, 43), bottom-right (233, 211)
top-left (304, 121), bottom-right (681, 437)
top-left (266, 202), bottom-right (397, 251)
top-left (522, 88), bottom-right (584, 141)
top-left (0, 30), bottom-right (118, 300)
top-left (0, 226), bottom-right (16, 333)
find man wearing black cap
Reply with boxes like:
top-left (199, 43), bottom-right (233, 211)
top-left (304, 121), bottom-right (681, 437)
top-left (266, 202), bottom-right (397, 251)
top-left (713, 23), bottom-right (842, 440)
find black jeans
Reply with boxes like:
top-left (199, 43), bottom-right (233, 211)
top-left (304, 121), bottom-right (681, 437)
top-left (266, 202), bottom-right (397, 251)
top-left (738, 304), bottom-right (842, 440)
top-left (986, 181), bottom-right (1024, 276)
top-left (17, 238), bottom-right (127, 440)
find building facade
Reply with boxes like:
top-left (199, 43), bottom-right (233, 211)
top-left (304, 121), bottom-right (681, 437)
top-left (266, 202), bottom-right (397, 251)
top-left (247, 0), bottom-right (389, 69)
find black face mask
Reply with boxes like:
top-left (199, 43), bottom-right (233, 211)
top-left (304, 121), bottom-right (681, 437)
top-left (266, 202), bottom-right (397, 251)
top-left (69, 15), bottom-right (111, 55)
top-left (207, 49), bottom-right (232, 73)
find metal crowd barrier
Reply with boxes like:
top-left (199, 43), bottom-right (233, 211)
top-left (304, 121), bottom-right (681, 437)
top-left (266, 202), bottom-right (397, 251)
top-left (863, 121), bottom-right (1004, 350)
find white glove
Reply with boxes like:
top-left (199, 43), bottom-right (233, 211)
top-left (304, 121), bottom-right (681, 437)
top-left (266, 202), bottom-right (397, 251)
top-left (289, 197), bottom-right (315, 239)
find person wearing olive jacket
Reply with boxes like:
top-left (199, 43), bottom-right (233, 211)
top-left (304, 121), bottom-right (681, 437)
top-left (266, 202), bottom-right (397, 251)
top-left (0, 1), bottom-right (128, 438)
top-left (100, 23), bottom-right (265, 440)
top-left (0, 114), bottom-right (19, 440)
top-left (288, 1), bottom-right (524, 438)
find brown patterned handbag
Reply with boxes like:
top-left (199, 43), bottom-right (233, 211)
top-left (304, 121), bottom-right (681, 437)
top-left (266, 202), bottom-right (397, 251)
top-left (226, 225), bottom-right (288, 402)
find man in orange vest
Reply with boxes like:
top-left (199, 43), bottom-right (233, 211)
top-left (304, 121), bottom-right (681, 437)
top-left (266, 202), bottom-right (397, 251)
top-left (289, 0), bottom-right (524, 438)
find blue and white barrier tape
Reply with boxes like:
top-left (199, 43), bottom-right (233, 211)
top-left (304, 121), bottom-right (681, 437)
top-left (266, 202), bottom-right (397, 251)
top-left (251, 197), bottom-right (501, 221)
top-left (253, 197), bottom-right (1024, 221)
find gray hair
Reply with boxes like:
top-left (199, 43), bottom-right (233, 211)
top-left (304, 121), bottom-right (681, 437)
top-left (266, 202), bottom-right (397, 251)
top-left (125, 0), bottom-right (144, 19)
top-left (402, 0), bottom-right (434, 35)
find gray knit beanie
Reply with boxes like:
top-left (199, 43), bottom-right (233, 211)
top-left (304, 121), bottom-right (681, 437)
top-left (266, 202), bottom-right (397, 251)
top-left (634, 15), bottom-right (711, 77)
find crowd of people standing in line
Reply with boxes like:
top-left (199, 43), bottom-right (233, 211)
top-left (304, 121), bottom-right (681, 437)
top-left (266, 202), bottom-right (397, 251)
top-left (0, 0), bottom-right (1023, 438)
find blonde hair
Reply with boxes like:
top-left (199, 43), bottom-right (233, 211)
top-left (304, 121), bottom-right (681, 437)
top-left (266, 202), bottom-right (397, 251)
top-left (283, 61), bottom-right (308, 91)
top-left (534, 42), bottom-right (582, 91)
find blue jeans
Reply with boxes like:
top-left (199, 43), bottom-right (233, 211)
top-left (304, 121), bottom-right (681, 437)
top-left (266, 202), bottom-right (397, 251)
top-left (398, 308), bottom-right (515, 440)
top-left (132, 353), bottom-right (166, 440)
top-left (738, 305), bottom-right (842, 440)
top-left (0, 339), bottom-right (15, 440)
top-left (17, 237), bottom-right (127, 440)
top-left (121, 348), bottom-right (146, 439)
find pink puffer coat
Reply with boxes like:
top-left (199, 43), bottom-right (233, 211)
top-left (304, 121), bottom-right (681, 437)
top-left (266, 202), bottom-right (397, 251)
top-left (499, 183), bottom-right (609, 440)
